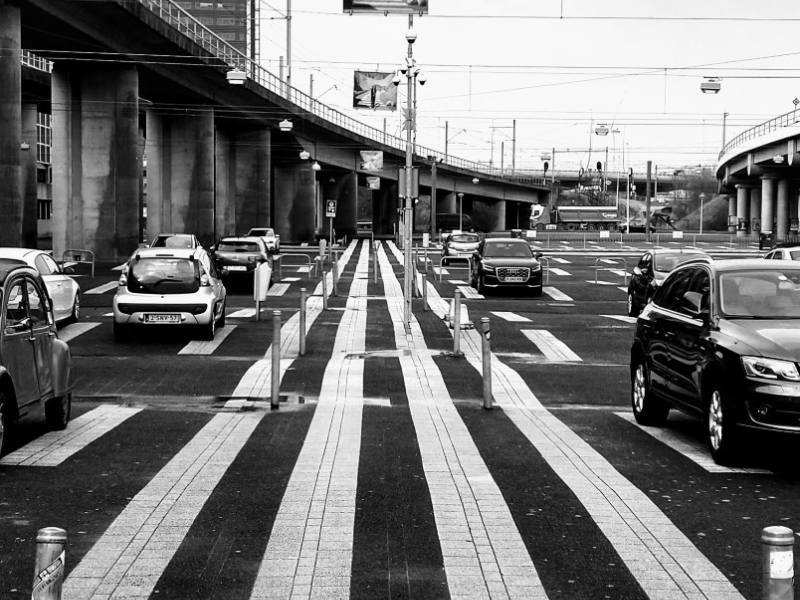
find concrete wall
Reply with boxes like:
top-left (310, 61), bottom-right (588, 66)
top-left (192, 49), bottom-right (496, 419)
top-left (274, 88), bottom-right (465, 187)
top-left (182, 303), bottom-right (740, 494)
top-left (0, 5), bottom-right (22, 246)
top-left (273, 163), bottom-right (316, 243)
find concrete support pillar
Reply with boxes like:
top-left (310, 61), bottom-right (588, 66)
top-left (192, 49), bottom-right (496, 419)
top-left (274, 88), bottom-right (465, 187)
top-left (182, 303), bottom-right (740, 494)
top-left (328, 171), bottom-right (357, 239)
top-left (0, 5), bottom-right (22, 246)
top-left (777, 179), bottom-right (790, 240)
top-left (761, 176), bottom-right (776, 234)
top-left (373, 183), bottom-right (397, 237)
top-left (273, 163), bottom-right (316, 243)
top-left (233, 128), bottom-right (271, 234)
top-left (439, 192), bottom-right (457, 214)
top-left (52, 63), bottom-right (140, 262)
top-left (473, 198), bottom-right (506, 232)
top-left (145, 108), bottom-right (214, 248)
top-left (214, 127), bottom-right (233, 240)
top-left (728, 195), bottom-right (737, 234)
top-left (736, 184), bottom-right (749, 238)
top-left (749, 187), bottom-right (761, 235)
top-left (21, 104), bottom-right (39, 248)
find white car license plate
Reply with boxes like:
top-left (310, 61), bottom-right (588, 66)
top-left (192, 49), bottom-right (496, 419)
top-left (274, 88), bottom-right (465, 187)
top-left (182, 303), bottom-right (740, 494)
top-left (227, 265), bottom-right (247, 271)
top-left (145, 314), bottom-right (180, 324)
top-left (457, 252), bottom-right (473, 257)
top-left (504, 277), bottom-right (525, 282)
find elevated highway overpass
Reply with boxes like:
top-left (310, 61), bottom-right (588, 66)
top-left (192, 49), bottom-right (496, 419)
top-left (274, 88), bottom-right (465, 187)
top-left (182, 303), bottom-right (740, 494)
top-left (1, 0), bottom-right (549, 260)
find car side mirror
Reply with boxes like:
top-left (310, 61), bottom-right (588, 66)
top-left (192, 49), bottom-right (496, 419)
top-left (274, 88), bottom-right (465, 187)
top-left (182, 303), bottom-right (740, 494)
top-left (534, 252), bottom-right (543, 259)
top-left (682, 291), bottom-right (708, 320)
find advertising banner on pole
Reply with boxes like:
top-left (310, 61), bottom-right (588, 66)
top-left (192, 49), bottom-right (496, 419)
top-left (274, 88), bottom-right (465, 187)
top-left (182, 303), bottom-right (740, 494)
top-left (360, 151), bottom-right (384, 171)
top-left (344, 0), bottom-right (428, 14)
top-left (367, 176), bottom-right (381, 190)
top-left (353, 71), bottom-right (397, 111)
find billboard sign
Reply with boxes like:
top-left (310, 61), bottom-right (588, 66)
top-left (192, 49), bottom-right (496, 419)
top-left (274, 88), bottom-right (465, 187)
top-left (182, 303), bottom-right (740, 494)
top-left (360, 151), bottom-right (384, 171)
top-left (344, 0), bottom-right (428, 14)
top-left (353, 71), bottom-right (397, 111)
top-left (367, 176), bottom-right (381, 189)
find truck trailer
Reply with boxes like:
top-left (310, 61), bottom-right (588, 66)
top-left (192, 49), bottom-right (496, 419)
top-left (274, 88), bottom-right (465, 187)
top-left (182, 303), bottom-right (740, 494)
top-left (530, 204), bottom-right (622, 231)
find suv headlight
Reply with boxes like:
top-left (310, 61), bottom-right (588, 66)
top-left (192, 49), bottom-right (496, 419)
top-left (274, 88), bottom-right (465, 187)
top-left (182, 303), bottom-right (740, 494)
top-left (742, 357), bottom-right (800, 381)
top-left (483, 264), bottom-right (495, 273)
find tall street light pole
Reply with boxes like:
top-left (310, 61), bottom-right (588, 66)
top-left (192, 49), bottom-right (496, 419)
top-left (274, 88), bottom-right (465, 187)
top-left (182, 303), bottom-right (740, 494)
top-left (402, 16), bottom-right (416, 331)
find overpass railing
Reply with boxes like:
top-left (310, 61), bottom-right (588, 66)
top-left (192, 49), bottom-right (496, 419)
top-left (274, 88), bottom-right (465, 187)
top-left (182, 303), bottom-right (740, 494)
top-left (720, 109), bottom-right (800, 160)
top-left (132, 0), bottom-right (547, 185)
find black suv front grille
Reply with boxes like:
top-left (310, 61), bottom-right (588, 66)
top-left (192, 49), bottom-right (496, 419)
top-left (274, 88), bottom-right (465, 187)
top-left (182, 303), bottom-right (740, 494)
top-left (497, 267), bottom-right (530, 281)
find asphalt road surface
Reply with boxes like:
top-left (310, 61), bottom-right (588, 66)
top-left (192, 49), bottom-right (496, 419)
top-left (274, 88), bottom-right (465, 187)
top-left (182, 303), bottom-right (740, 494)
top-left (3, 238), bottom-right (798, 600)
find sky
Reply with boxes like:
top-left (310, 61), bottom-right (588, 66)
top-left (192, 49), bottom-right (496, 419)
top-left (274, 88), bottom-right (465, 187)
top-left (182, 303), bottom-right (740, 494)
top-left (253, 0), bottom-right (800, 175)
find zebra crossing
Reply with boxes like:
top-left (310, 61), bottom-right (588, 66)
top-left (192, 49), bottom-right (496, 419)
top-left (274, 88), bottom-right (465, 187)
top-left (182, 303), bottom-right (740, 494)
top-left (10, 240), bottom-right (760, 599)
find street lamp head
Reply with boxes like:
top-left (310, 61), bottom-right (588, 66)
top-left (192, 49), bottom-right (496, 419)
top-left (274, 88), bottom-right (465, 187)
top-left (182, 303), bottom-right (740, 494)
top-left (312, 161), bottom-right (321, 171)
top-left (278, 119), bottom-right (293, 132)
top-left (226, 68), bottom-right (246, 85)
top-left (417, 72), bottom-right (427, 85)
top-left (595, 124), bottom-right (609, 136)
top-left (392, 73), bottom-right (402, 86)
top-left (472, 178), bottom-right (480, 184)
top-left (299, 150), bottom-right (310, 160)
top-left (701, 77), bottom-right (722, 94)
top-left (405, 26), bottom-right (417, 44)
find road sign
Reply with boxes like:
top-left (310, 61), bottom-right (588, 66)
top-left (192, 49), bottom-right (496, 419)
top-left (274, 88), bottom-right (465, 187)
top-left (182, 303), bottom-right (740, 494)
top-left (326, 200), bottom-right (337, 218)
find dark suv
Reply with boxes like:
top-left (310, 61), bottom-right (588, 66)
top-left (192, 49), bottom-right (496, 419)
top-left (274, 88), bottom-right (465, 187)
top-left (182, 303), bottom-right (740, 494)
top-left (470, 238), bottom-right (543, 296)
top-left (627, 249), bottom-right (711, 316)
top-left (631, 258), bottom-right (800, 464)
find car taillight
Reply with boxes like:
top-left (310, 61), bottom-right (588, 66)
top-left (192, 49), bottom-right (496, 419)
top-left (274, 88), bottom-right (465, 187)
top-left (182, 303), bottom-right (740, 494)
top-left (119, 274), bottom-right (127, 286)
top-left (200, 274), bottom-right (210, 287)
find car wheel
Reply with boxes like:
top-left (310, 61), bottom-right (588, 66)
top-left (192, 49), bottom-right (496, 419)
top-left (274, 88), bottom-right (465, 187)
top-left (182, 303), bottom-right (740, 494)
top-left (70, 293), bottom-right (81, 323)
top-left (113, 321), bottom-right (128, 342)
top-left (45, 392), bottom-right (71, 431)
top-left (217, 300), bottom-right (226, 328)
top-left (627, 293), bottom-right (639, 317)
top-left (477, 276), bottom-right (486, 295)
top-left (706, 382), bottom-right (740, 465)
top-left (202, 312), bottom-right (217, 341)
top-left (631, 359), bottom-right (669, 426)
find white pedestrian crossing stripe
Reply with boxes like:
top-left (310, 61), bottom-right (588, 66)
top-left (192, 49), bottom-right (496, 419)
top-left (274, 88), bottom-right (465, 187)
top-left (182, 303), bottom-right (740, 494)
top-left (178, 325), bottom-right (237, 355)
top-left (58, 322), bottom-right (100, 342)
top-left (228, 308), bottom-right (256, 318)
top-left (457, 285), bottom-right (483, 299)
top-left (549, 267), bottom-right (571, 276)
top-left (491, 311), bottom-right (531, 322)
top-left (0, 405), bottom-right (142, 466)
top-left (550, 257), bottom-right (571, 264)
top-left (267, 283), bottom-right (290, 296)
top-left (447, 279), bottom-right (467, 284)
top-left (85, 281), bottom-right (118, 295)
top-left (587, 280), bottom-right (618, 286)
top-left (543, 286), bottom-right (572, 301)
top-left (601, 314), bottom-right (637, 324)
top-left (615, 413), bottom-right (770, 474)
top-left (521, 329), bottom-right (582, 362)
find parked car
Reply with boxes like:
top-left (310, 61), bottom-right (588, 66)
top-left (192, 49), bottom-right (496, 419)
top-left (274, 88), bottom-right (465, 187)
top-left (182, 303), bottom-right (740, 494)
top-left (211, 236), bottom-right (273, 285)
top-left (442, 232), bottom-right (481, 265)
top-left (631, 258), bottom-right (800, 464)
top-left (113, 247), bottom-right (226, 341)
top-left (0, 265), bottom-right (73, 454)
top-left (0, 248), bottom-right (81, 324)
top-left (148, 233), bottom-right (201, 249)
top-left (763, 243), bottom-right (800, 261)
top-left (470, 238), bottom-right (543, 296)
top-left (246, 228), bottom-right (280, 253)
top-left (627, 249), bottom-right (711, 317)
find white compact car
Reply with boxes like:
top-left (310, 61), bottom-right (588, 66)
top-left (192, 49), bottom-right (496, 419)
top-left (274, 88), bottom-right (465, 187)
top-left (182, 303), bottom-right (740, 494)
top-left (113, 247), bottom-right (226, 341)
top-left (246, 228), bottom-right (280, 253)
top-left (0, 248), bottom-right (81, 324)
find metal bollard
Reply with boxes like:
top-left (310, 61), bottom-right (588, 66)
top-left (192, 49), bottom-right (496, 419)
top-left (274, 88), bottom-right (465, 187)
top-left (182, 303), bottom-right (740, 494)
top-left (453, 288), bottom-right (462, 356)
top-left (481, 317), bottom-right (492, 410)
top-left (762, 526), bottom-right (794, 600)
top-left (422, 272), bottom-right (428, 311)
top-left (32, 527), bottom-right (66, 600)
top-left (299, 288), bottom-right (307, 356)
top-left (271, 311), bottom-right (281, 410)
top-left (332, 258), bottom-right (339, 296)
top-left (275, 255), bottom-right (281, 282)
top-left (373, 242), bottom-right (378, 284)
top-left (322, 268), bottom-right (328, 311)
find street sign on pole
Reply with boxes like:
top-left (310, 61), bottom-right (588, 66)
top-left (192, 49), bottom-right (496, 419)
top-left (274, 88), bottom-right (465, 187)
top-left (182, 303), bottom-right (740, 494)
top-left (326, 200), bottom-right (337, 218)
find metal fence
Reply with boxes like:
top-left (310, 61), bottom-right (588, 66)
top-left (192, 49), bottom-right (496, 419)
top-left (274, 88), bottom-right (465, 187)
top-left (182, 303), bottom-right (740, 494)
top-left (523, 232), bottom-right (764, 251)
top-left (720, 109), bottom-right (800, 160)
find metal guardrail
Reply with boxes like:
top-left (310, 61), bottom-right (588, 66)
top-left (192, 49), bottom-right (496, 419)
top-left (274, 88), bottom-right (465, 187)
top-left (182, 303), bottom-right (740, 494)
top-left (525, 232), bottom-right (763, 251)
top-left (438, 256), bottom-right (472, 282)
top-left (128, 0), bottom-right (544, 184)
top-left (61, 249), bottom-right (95, 277)
top-left (21, 50), bottom-right (52, 72)
top-left (274, 253), bottom-right (312, 280)
top-left (720, 108), bottom-right (800, 160)
top-left (594, 257), bottom-right (628, 286)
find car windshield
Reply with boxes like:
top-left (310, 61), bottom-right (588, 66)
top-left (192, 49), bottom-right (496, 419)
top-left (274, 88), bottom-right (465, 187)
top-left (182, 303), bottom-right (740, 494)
top-left (450, 234), bottom-right (479, 243)
top-left (654, 253), bottom-right (706, 272)
top-left (217, 241), bottom-right (261, 253)
top-left (128, 258), bottom-right (199, 295)
top-left (152, 235), bottom-right (194, 249)
top-left (483, 242), bottom-right (533, 258)
top-left (251, 229), bottom-right (273, 236)
top-left (720, 270), bottom-right (800, 318)
top-left (0, 258), bottom-right (27, 284)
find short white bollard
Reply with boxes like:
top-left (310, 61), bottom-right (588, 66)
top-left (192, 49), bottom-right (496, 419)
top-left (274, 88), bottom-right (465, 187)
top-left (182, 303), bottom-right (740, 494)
top-left (271, 311), bottom-right (281, 410)
top-left (453, 289), bottom-right (462, 356)
top-left (332, 258), bottom-right (339, 296)
top-left (32, 527), bottom-right (66, 600)
top-left (481, 317), bottom-right (492, 410)
top-left (299, 288), bottom-right (307, 356)
top-left (322, 267), bottom-right (328, 311)
top-left (762, 526), bottom-right (794, 600)
top-left (373, 242), bottom-right (379, 284)
top-left (422, 272), bottom-right (428, 311)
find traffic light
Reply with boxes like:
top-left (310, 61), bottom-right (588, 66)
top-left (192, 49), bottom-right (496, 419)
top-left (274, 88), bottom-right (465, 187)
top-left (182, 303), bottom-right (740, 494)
top-left (627, 167), bottom-right (634, 186)
top-left (543, 161), bottom-right (549, 174)
top-left (596, 161), bottom-right (602, 172)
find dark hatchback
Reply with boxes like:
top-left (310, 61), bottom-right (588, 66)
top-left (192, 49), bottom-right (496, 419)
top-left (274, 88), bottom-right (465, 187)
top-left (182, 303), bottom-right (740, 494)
top-left (627, 248), bottom-right (710, 317)
top-left (211, 237), bottom-right (272, 281)
top-left (631, 258), bottom-right (800, 464)
top-left (470, 238), bottom-right (543, 296)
